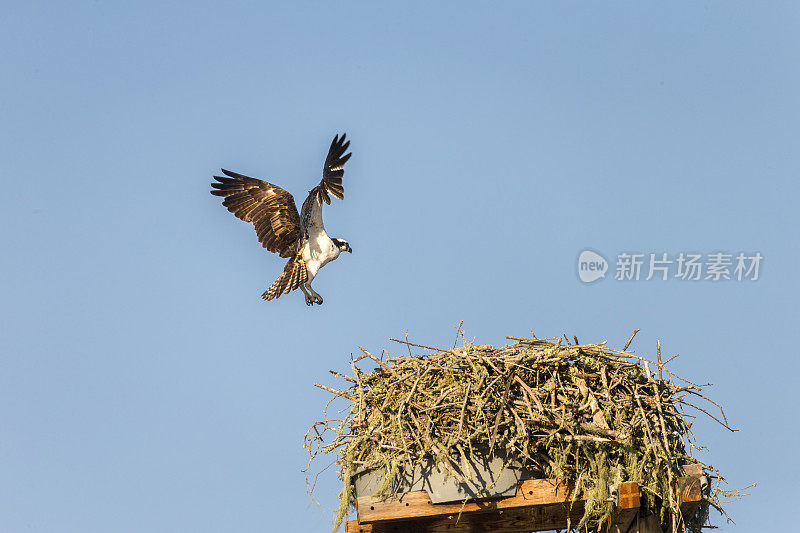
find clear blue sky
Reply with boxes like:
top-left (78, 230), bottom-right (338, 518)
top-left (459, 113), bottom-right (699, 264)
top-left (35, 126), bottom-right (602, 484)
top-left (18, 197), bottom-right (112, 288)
top-left (1, 2), bottom-right (797, 531)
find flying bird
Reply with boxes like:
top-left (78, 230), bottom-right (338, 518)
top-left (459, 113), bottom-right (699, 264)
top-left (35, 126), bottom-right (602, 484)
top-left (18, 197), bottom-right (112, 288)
top-left (211, 134), bottom-right (353, 305)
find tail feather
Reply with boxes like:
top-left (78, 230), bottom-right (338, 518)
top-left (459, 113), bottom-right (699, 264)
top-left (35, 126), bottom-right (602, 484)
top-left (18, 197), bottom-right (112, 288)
top-left (262, 256), bottom-right (308, 301)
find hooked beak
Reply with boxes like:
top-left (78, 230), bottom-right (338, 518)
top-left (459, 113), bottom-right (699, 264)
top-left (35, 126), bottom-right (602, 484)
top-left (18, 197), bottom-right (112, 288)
top-left (345, 244), bottom-right (353, 253)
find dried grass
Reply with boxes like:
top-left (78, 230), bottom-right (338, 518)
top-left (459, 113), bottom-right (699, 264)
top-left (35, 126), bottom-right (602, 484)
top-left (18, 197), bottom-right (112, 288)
top-left (304, 328), bottom-right (741, 532)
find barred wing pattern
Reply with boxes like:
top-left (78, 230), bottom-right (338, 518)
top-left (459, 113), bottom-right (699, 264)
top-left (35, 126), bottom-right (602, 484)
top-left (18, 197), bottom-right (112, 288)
top-left (262, 256), bottom-right (308, 301)
top-left (210, 169), bottom-right (301, 258)
top-left (311, 133), bottom-right (351, 206)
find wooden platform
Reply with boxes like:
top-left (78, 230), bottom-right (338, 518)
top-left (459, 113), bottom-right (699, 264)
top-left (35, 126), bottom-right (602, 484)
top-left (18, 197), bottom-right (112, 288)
top-left (346, 476), bottom-right (702, 533)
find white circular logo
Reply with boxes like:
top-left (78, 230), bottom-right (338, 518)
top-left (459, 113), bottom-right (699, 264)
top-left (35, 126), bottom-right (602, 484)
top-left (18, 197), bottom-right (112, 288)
top-left (578, 250), bottom-right (608, 283)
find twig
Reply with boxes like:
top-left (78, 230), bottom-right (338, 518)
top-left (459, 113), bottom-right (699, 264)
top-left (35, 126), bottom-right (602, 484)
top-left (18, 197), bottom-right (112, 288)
top-left (623, 329), bottom-right (640, 351)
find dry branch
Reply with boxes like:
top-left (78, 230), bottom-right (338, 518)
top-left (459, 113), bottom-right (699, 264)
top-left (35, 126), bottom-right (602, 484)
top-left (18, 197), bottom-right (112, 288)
top-left (305, 330), bottom-right (737, 533)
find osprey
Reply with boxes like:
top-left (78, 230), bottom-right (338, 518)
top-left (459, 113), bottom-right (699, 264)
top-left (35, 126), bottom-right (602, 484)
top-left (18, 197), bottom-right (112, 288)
top-left (211, 134), bottom-right (353, 305)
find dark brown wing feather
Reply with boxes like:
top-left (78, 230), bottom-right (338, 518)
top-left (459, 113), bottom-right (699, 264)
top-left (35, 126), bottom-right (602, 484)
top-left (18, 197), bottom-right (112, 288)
top-left (261, 255), bottom-right (308, 301)
top-left (210, 169), bottom-right (301, 258)
top-left (310, 133), bottom-right (351, 206)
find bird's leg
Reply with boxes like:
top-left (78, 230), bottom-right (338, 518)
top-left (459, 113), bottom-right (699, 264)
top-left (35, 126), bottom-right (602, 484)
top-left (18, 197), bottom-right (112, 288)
top-left (306, 283), bottom-right (324, 305)
top-left (299, 285), bottom-right (314, 306)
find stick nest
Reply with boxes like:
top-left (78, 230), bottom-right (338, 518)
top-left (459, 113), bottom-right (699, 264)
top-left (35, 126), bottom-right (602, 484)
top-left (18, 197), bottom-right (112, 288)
top-left (305, 330), bottom-right (741, 532)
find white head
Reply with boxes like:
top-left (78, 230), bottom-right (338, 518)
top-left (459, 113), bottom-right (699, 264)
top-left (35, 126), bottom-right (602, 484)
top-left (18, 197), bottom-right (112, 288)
top-left (331, 238), bottom-right (352, 254)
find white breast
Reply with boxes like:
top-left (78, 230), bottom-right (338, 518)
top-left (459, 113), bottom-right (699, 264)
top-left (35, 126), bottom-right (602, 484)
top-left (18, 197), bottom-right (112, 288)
top-left (302, 228), bottom-right (341, 281)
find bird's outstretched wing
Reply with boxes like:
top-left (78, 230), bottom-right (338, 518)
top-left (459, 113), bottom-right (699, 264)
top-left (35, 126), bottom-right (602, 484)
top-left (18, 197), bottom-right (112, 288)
top-left (318, 133), bottom-right (351, 204)
top-left (211, 169), bottom-right (301, 258)
top-left (302, 133), bottom-right (352, 231)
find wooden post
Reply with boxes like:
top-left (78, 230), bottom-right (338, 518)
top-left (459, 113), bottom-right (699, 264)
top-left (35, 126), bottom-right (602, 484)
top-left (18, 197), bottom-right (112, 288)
top-left (346, 522), bottom-right (372, 533)
top-left (611, 481), bottom-right (640, 532)
top-left (677, 476), bottom-right (703, 525)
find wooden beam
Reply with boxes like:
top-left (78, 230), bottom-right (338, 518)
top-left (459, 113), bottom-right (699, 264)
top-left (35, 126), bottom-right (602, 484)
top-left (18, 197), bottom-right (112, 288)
top-left (367, 502), bottom-right (587, 533)
top-left (353, 493), bottom-right (643, 533)
top-left (678, 476), bottom-right (703, 521)
top-left (349, 478), bottom-right (708, 533)
top-left (357, 478), bottom-right (576, 524)
top-left (612, 482), bottom-right (641, 533)
top-left (346, 520), bottom-right (372, 533)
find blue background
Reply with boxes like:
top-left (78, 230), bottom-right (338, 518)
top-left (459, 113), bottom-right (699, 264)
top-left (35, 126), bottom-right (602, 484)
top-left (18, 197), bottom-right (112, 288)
top-left (1, 2), bottom-right (797, 531)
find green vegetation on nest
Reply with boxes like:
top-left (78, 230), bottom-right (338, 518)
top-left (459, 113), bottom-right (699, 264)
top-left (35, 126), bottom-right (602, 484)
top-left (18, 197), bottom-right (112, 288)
top-left (305, 330), bottom-right (739, 532)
